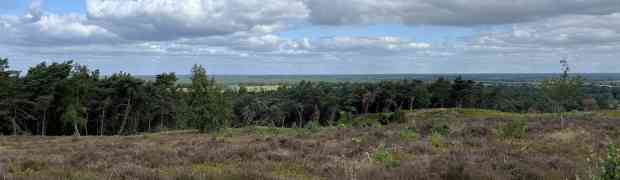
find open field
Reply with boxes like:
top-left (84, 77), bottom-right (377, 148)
top-left (136, 73), bottom-right (620, 85)
top-left (1, 109), bottom-right (619, 180)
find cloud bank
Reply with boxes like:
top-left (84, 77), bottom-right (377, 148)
top-left (0, 0), bottom-right (619, 74)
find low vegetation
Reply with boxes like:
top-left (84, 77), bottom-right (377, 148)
top-left (0, 109), bottom-right (619, 179)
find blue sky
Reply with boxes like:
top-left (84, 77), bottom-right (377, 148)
top-left (0, 0), bottom-right (619, 75)
top-left (1, 0), bottom-right (85, 14)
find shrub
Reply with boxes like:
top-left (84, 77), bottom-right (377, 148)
top-left (379, 110), bottom-right (407, 125)
top-left (497, 118), bottom-right (528, 139)
top-left (392, 109), bottom-right (407, 124)
top-left (599, 144), bottom-right (620, 180)
top-left (372, 145), bottom-right (400, 168)
top-left (399, 127), bottom-right (419, 141)
top-left (430, 132), bottom-right (445, 149)
top-left (431, 124), bottom-right (450, 136)
top-left (351, 137), bottom-right (366, 145)
top-left (304, 120), bottom-right (321, 133)
top-left (415, 111), bottom-right (453, 136)
top-left (8, 160), bottom-right (48, 176)
top-left (351, 113), bottom-right (383, 128)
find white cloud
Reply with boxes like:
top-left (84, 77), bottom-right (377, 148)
top-left (0, 0), bottom-right (119, 46)
top-left (86, 0), bottom-right (308, 40)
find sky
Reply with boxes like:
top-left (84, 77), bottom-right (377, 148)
top-left (0, 0), bottom-right (619, 75)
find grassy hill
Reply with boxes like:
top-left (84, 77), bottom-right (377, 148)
top-left (1, 109), bottom-right (619, 179)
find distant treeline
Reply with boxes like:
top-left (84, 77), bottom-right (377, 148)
top-left (0, 58), bottom-right (618, 136)
top-left (137, 73), bottom-right (620, 86)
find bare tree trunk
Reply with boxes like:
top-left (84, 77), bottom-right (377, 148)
top-left (42, 110), bottom-right (46, 136)
top-left (281, 116), bottom-right (285, 128)
top-left (160, 109), bottom-right (164, 131)
top-left (12, 108), bottom-right (18, 136)
top-left (100, 108), bottom-right (105, 136)
top-left (296, 107), bottom-right (303, 128)
top-left (409, 97), bottom-right (415, 111)
top-left (85, 111), bottom-right (89, 136)
top-left (73, 121), bottom-right (81, 136)
top-left (118, 97), bottom-right (131, 135)
top-left (148, 115), bottom-right (152, 132)
top-left (134, 112), bottom-right (140, 134)
top-left (329, 108), bottom-right (337, 123)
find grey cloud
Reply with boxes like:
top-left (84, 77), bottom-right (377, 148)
top-left (469, 13), bottom-right (620, 48)
top-left (306, 0), bottom-right (620, 26)
top-left (171, 34), bottom-right (431, 56)
top-left (314, 36), bottom-right (431, 52)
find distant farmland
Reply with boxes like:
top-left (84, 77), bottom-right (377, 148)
top-left (137, 73), bottom-right (620, 85)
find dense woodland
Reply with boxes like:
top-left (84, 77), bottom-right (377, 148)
top-left (1, 58), bottom-right (619, 136)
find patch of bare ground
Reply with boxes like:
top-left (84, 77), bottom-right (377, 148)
top-left (0, 109), bottom-right (618, 180)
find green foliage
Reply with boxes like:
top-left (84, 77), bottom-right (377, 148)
top-left (497, 118), bottom-right (528, 139)
top-left (60, 103), bottom-right (86, 134)
top-left (539, 61), bottom-right (584, 112)
top-left (0, 57), bottom-right (8, 73)
top-left (399, 127), bottom-right (419, 140)
top-left (599, 144), bottom-right (620, 180)
top-left (0, 56), bottom-right (618, 136)
top-left (350, 113), bottom-right (383, 128)
top-left (430, 132), bottom-right (445, 149)
top-left (351, 137), bottom-right (366, 144)
top-left (430, 77), bottom-right (452, 108)
top-left (414, 86), bottom-right (432, 108)
top-left (304, 120), bottom-right (321, 133)
top-left (8, 160), bottom-right (48, 176)
top-left (372, 145), bottom-right (401, 168)
top-left (431, 123), bottom-right (451, 136)
top-left (189, 64), bottom-right (231, 133)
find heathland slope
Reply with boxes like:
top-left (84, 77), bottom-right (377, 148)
top-left (1, 109), bottom-right (619, 180)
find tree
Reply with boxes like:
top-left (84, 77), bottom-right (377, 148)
top-left (430, 77), bottom-right (451, 108)
top-left (451, 76), bottom-right (475, 108)
top-left (154, 73), bottom-right (178, 130)
top-left (61, 103), bottom-right (85, 136)
top-left (35, 95), bottom-right (53, 136)
top-left (0, 59), bottom-right (35, 135)
top-left (413, 86), bottom-right (431, 109)
top-left (540, 60), bottom-right (584, 111)
top-left (189, 64), bottom-right (230, 132)
top-left (105, 72), bottom-right (144, 135)
top-left (0, 58), bottom-right (8, 74)
top-left (540, 59), bottom-right (584, 127)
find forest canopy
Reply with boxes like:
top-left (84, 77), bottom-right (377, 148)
top-left (0, 58), bottom-right (616, 136)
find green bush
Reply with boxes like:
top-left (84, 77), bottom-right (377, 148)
top-left (399, 127), bottom-right (419, 141)
top-left (304, 120), bottom-right (321, 133)
top-left (430, 132), bottom-right (445, 149)
top-left (379, 110), bottom-right (407, 125)
top-left (415, 110), bottom-right (453, 136)
top-left (372, 145), bottom-right (400, 168)
top-left (350, 114), bottom-right (382, 128)
top-left (431, 123), bottom-right (450, 136)
top-left (497, 118), bottom-right (528, 139)
top-left (599, 144), bottom-right (620, 180)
